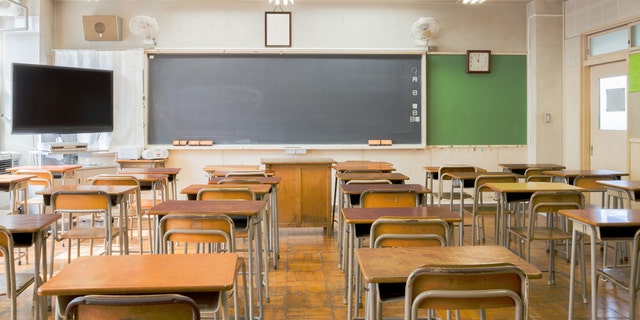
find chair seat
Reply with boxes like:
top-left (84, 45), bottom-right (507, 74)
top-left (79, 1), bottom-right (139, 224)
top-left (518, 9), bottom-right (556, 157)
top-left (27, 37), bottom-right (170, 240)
top-left (0, 272), bottom-right (35, 297)
top-left (60, 227), bottom-right (120, 240)
top-left (509, 227), bottom-right (572, 241)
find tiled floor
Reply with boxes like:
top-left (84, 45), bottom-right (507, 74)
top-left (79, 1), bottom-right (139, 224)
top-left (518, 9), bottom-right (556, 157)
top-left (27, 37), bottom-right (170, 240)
top-left (3, 218), bottom-right (640, 319)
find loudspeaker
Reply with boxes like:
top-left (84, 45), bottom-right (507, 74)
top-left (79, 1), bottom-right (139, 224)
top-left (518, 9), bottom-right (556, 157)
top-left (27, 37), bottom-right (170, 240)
top-left (82, 15), bottom-right (123, 41)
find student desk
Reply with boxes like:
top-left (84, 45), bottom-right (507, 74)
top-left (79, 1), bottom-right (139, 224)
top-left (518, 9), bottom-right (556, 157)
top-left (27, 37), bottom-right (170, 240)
top-left (356, 246), bottom-right (542, 320)
top-left (209, 176), bottom-right (282, 269)
top-left (444, 171), bottom-right (521, 246)
top-left (483, 182), bottom-right (584, 246)
top-left (559, 208), bottom-right (640, 320)
top-left (119, 167), bottom-right (181, 200)
top-left (498, 163), bottom-right (565, 175)
top-left (0, 213), bottom-right (60, 320)
top-left (0, 174), bottom-right (33, 214)
top-left (342, 206), bottom-right (461, 320)
top-left (7, 165), bottom-right (82, 185)
top-left (146, 199), bottom-right (267, 319)
top-left (38, 253), bottom-right (242, 320)
top-left (38, 184), bottom-right (138, 259)
top-left (202, 164), bottom-right (268, 178)
top-left (542, 169), bottom-right (628, 184)
top-left (423, 166), bottom-right (486, 206)
top-left (595, 179), bottom-right (640, 209)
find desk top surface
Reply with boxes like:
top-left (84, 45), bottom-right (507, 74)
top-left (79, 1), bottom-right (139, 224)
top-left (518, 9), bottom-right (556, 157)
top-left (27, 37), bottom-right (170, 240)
top-left (261, 158), bottom-right (336, 165)
top-left (202, 164), bottom-right (260, 173)
top-left (335, 172), bottom-right (409, 181)
top-left (340, 183), bottom-right (430, 194)
top-left (333, 162), bottom-right (395, 172)
top-left (209, 176), bottom-right (281, 185)
top-left (0, 174), bottom-right (34, 184)
top-left (357, 246), bottom-right (542, 284)
top-left (596, 179), bottom-right (640, 191)
top-left (559, 208), bottom-right (640, 227)
top-left (90, 173), bottom-right (168, 183)
top-left (119, 167), bottom-right (181, 175)
top-left (38, 184), bottom-right (138, 196)
top-left (445, 171), bottom-right (521, 180)
top-left (484, 182), bottom-right (584, 193)
top-left (543, 170), bottom-right (629, 178)
top-left (147, 199), bottom-right (267, 216)
top-left (6, 165), bottom-right (83, 173)
top-left (0, 213), bottom-right (60, 233)
top-left (498, 163), bottom-right (566, 170)
top-left (342, 206), bottom-right (461, 224)
top-left (181, 183), bottom-right (272, 195)
top-left (115, 159), bottom-right (167, 163)
top-left (38, 253), bottom-right (238, 296)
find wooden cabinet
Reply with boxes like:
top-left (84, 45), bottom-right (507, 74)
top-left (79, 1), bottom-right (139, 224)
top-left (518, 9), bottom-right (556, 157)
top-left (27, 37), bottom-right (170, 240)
top-left (262, 158), bottom-right (335, 234)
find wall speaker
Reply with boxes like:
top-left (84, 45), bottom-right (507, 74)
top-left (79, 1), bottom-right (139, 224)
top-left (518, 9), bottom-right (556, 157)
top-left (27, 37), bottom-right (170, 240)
top-left (82, 15), bottom-right (123, 41)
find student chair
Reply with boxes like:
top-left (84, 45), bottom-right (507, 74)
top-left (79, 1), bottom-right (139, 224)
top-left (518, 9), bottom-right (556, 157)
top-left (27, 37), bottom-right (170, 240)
top-left (435, 165), bottom-right (477, 208)
top-left (64, 294), bottom-right (201, 320)
top-left (463, 174), bottom-right (518, 246)
top-left (369, 217), bottom-right (450, 319)
top-left (0, 226), bottom-right (37, 320)
top-left (404, 262), bottom-right (528, 320)
top-left (507, 190), bottom-right (584, 284)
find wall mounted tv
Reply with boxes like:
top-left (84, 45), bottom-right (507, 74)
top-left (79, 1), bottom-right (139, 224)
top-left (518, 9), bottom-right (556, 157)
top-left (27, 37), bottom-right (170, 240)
top-left (11, 63), bottom-right (114, 134)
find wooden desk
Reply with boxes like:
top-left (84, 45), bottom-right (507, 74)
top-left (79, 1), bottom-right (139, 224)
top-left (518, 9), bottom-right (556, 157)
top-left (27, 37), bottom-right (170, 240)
top-left (445, 171), bottom-right (521, 245)
top-left (115, 158), bottom-right (166, 168)
top-left (423, 165), bottom-right (486, 206)
top-left (596, 179), bottom-right (640, 209)
top-left (357, 246), bottom-right (542, 320)
top-left (261, 158), bottom-right (335, 235)
top-left (0, 174), bottom-right (33, 214)
top-left (340, 183), bottom-right (430, 206)
top-left (0, 213), bottom-right (60, 320)
top-left (498, 163), bottom-right (565, 175)
top-left (181, 183), bottom-right (272, 200)
top-left (147, 199), bottom-right (267, 318)
top-left (38, 253), bottom-right (241, 320)
top-left (543, 169), bottom-right (628, 184)
top-left (559, 208), bottom-right (640, 320)
top-left (202, 164), bottom-right (268, 178)
top-left (7, 165), bottom-right (82, 185)
top-left (333, 161), bottom-right (395, 173)
top-left (484, 182), bottom-right (584, 246)
top-left (342, 206), bottom-right (461, 320)
top-left (209, 176), bottom-right (282, 269)
top-left (119, 167), bottom-right (181, 200)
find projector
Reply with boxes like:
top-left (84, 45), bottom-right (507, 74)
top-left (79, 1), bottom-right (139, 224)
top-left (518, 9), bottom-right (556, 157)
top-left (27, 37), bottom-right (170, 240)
top-left (141, 148), bottom-right (169, 160)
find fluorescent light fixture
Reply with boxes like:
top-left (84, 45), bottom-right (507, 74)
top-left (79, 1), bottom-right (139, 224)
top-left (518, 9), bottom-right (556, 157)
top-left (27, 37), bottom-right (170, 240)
top-left (462, 0), bottom-right (486, 4)
top-left (269, 0), bottom-right (294, 6)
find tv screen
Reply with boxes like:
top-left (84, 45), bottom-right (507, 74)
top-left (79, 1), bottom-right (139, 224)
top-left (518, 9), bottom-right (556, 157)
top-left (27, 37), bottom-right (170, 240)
top-left (11, 63), bottom-right (114, 134)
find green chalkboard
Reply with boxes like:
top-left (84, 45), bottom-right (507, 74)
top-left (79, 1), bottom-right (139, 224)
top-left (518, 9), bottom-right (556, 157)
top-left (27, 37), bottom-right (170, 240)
top-left (426, 54), bottom-right (527, 145)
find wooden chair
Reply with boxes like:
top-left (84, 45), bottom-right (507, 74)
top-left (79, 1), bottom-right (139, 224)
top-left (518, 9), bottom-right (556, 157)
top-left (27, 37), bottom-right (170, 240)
top-left (196, 187), bottom-right (255, 232)
top-left (404, 262), bottom-right (528, 320)
top-left (596, 228), bottom-right (640, 320)
top-left (369, 217), bottom-right (450, 319)
top-left (160, 214), bottom-right (248, 320)
top-left (463, 174), bottom-right (518, 245)
top-left (435, 165), bottom-right (477, 208)
top-left (13, 169), bottom-right (53, 214)
top-left (573, 174), bottom-right (618, 208)
top-left (64, 294), bottom-right (201, 320)
top-left (90, 174), bottom-right (151, 254)
top-left (0, 226), bottom-right (36, 320)
top-left (524, 168), bottom-right (552, 182)
top-left (225, 171), bottom-right (268, 178)
top-left (506, 190), bottom-right (584, 284)
top-left (51, 190), bottom-right (121, 265)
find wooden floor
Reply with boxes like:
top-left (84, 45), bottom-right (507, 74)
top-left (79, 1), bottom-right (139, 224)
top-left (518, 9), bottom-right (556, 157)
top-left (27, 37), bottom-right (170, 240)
top-left (3, 215), bottom-right (640, 319)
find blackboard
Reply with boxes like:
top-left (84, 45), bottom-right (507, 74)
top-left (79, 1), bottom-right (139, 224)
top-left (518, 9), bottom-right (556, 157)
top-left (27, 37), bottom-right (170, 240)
top-left (147, 53), bottom-right (423, 145)
top-left (426, 54), bottom-right (527, 145)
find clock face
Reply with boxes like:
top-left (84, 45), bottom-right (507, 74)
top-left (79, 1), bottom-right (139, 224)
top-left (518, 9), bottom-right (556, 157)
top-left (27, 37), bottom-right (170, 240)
top-left (467, 51), bottom-right (491, 73)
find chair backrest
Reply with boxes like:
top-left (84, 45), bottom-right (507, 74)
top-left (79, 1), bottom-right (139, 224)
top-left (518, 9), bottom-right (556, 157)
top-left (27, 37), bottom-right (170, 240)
top-left (196, 187), bottom-right (255, 201)
top-left (90, 174), bottom-right (140, 187)
top-left (474, 174), bottom-right (519, 206)
top-left (573, 175), bottom-right (617, 192)
top-left (527, 191), bottom-right (584, 232)
top-left (360, 189), bottom-right (420, 208)
top-left (160, 214), bottom-right (236, 253)
top-left (370, 217), bottom-right (449, 248)
top-left (225, 171), bottom-right (268, 177)
top-left (0, 225), bottom-right (17, 298)
top-left (51, 190), bottom-right (111, 212)
top-left (14, 169), bottom-right (53, 187)
top-left (404, 262), bottom-right (527, 320)
top-left (218, 178), bottom-right (263, 185)
top-left (346, 179), bottom-right (392, 185)
top-left (64, 294), bottom-right (201, 320)
top-left (438, 165), bottom-right (476, 181)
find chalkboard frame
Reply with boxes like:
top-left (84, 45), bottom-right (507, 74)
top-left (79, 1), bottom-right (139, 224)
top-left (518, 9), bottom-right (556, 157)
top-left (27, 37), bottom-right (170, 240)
top-left (144, 50), bottom-right (427, 149)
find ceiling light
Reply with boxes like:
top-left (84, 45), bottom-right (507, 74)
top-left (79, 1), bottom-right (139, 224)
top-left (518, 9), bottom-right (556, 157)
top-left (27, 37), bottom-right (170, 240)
top-left (462, 0), bottom-right (486, 4)
top-left (269, 0), bottom-right (294, 6)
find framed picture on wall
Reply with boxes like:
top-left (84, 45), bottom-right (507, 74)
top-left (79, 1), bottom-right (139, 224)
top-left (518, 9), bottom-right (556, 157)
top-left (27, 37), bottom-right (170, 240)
top-left (265, 12), bottom-right (291, 47)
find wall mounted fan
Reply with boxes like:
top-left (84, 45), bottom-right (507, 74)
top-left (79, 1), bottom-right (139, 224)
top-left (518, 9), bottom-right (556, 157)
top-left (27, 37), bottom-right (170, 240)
top-left (129, 15), bottom-right (158, 46)
top-left (411, 17), bottom-right (440, 49)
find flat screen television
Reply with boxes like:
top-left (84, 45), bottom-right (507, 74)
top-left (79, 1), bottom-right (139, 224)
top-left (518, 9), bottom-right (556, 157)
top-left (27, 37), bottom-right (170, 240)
top-left (11, 63), bottom-right (114, 134)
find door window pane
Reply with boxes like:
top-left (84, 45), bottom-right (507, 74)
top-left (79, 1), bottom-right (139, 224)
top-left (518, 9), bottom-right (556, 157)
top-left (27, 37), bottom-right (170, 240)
top-left (600, 75), bottom-right (627, 131)
top-left (590, 29), bottom-right (629, 56)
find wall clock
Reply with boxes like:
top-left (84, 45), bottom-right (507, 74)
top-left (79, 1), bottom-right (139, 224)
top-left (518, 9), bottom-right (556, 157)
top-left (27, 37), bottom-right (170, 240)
top-left (466, 50), bottom-right (491, 73)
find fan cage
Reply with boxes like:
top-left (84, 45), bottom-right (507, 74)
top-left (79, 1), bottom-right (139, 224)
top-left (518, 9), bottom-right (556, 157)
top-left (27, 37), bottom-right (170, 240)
top-left (0, 151), bottom-right (20, 174)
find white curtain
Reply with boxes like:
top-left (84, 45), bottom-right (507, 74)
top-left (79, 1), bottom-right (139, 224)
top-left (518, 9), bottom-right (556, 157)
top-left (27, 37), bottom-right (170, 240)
top-left (52, 49), bottom-right (145, 150)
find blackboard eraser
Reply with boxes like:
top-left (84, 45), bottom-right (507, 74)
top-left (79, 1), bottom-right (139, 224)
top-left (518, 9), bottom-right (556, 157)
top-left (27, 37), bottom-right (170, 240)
top-left (172, 140), bottom-right (180, 146)
top-left (187, 140), bottom-right (201, 146)
top-left (179, 140), bottom-right (188, 146)
top-left (200, 140), bottom-right (214, 146)
top-left (368, 140), bottom-right (381, 146)
top-left (381, 139), bottom-right (393, 146)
